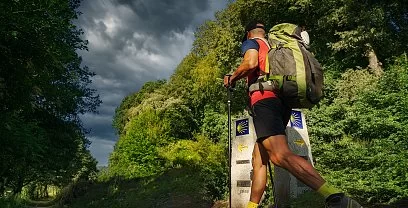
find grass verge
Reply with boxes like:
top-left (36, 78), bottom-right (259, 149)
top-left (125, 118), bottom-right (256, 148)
top-left (65, 167), bottom-right (212, 208)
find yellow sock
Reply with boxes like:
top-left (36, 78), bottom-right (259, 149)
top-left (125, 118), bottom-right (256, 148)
top-left (317, 182), bottom-right (341, 198)
top-left (247, 201), bottom-right (258, 208)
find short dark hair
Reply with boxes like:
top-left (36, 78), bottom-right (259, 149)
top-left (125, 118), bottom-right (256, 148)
top-left (244, 20), bottom-right (265, 32)
top-left (242, 20), bottom-right (265, 42)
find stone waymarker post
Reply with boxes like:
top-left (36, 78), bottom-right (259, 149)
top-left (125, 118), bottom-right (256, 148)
top-left (231, 117), bottom-right (257, 208)
top-left (231, 110), bottom-right (313, 208)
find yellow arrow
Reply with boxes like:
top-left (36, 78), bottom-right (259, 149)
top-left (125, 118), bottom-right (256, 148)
top-left (293, 139), bottom-right (305, 147)
top-left (238, 144), bottom-right (248, 152)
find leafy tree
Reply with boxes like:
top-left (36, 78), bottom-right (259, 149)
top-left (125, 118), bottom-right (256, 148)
top-left (110, 90), bottom-right (198, 178)
top-left (113, 80), bottom-right (166, 135)
top-left (306, 0), bottom-right (408, 71)
top-left (0, 0), bottom-right (100, 195)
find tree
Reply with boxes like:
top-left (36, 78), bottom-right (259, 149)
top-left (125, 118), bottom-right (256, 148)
top-left (113, 80), bottom-right (166, 135)
top-left (306, 0), bottom-right (408, 71)
top-left (0, 0), bottom-right (100, 195)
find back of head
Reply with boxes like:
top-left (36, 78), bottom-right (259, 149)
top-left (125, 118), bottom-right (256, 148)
top-left (242, 20), bottom-right (266, 42)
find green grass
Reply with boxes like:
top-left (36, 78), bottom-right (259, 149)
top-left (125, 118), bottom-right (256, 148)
top-left (65, 168), bottom-right (327, 208)
top-left (289, 192), bottom-right (325, 208)
top-left (41, 166), bottom-right (407, 208)
top-left (65, 167), bottom-right (213, 208)
top-left (0, 196), bottom-right (27, 208)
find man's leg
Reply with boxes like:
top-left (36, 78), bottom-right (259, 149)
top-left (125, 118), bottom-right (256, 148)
top-left (250, 98), bottom-right (324, 188)
top-left (249, 142), bottom-right (269, 204)
top-left (249, 98), bottom-right (362, 207)
top-left (261, 134), bottom-right (325, 190)
top-left (260, 135), bottom-right (363, 208)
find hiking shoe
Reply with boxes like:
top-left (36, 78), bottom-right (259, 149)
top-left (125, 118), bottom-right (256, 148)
top-left (326, 193), bottom-right (363, 208)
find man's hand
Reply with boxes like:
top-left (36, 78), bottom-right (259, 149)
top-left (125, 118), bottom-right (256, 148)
top-left (223, 49), bottom-right (258, 88)
top-left (223, 74), bottom-right (235, 88)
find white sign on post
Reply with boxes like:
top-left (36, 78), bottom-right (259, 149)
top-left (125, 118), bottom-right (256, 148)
top-left (231, 110), bottom-right (314, 208)
top-left (231, 117), bottom-right (257, 208)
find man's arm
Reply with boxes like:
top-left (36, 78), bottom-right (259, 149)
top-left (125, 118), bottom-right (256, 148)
top-left (224, 49), bottom-right (258, 88)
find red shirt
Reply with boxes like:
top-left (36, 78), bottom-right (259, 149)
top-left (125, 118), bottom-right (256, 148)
top-left (241, 38), bottom-right (276, 106)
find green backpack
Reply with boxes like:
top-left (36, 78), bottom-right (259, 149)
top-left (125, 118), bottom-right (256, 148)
top-left (249, 23), bottom-right (324, 109)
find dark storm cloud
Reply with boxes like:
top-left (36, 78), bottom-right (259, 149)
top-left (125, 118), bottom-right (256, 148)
top-left (78, 0), bottom-right (213, 55)
top-left (88, 137), bottom-right (115, 166)
top-left (76, 0), bottom-right (229, 165)
top-left (115, 0), bottom-right (208, 34)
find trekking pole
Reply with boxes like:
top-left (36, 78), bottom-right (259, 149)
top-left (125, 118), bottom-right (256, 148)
top-left (226, 75), bottom-right (233, 208)
top-left (268, 161), bottom-right (277, 208)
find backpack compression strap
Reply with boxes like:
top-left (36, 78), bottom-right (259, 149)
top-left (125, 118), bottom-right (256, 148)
top-left (248, 75), bottom-right (296, 93)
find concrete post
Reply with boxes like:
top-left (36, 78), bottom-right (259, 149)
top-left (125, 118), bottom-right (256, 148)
top-left (231, 117), bottom-right (257, 208)
top-left (231, 110), bottom-right (314, 208)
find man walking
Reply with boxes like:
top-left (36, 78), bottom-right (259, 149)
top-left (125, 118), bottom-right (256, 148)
top-left (223, 20), bottom-right (362, 208)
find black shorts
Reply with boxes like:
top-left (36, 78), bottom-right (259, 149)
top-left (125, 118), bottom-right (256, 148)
top-left (252, 97), bottom-right (292, 142)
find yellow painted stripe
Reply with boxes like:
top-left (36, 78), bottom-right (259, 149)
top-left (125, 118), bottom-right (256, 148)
top-left (265, 52), bottom-right (270, 74)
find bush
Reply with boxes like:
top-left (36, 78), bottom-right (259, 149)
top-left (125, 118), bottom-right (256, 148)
top-left (0, 195), bottom-right (26, 208)
top-left (308, 56), bottom-right (408, 204)
top-left (158, 134), bottom-right (228, 200)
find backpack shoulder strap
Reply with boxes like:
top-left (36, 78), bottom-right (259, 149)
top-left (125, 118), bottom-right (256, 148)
top-left (251, 37), bottom-right (271, 76)
top-left (252, 37), bottom-right (271, 49)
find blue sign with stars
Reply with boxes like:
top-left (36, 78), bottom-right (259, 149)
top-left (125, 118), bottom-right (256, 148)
top-left (290, 110), bottom-right (303, 129)
top-left (236, 119), bottom-right (249, 136)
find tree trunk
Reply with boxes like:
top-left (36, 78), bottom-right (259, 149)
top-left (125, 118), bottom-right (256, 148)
top-left (366, 43), bottom-right (383, 76)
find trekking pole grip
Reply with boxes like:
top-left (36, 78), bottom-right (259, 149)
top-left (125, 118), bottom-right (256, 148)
top-left (226, 74), bottom-right (234, 92)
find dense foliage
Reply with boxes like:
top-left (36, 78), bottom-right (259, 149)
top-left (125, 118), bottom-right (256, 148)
top-left (0, 0), bottom-right (99, 198)
top-left (308, 57), bottom-right (408, 204)
top-left (106, 0), bottom-right (408, 205)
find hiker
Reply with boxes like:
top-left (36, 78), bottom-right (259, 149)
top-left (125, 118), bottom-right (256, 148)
top-left (223, 21), bottom-right (363, 208)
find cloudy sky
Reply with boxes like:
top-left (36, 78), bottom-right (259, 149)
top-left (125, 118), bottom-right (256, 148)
top-left (76, 0), bottom-right (230, 166)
